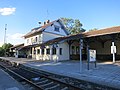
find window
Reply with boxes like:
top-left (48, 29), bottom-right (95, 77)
top-left (54, 26), bottom-right (59, 32)
top-left (41, 49), bottom-right (44, 55)
top-left (59, 48), bottom-right (62, 55)
top-left (52, 48), bottom-right (56, 55)
top-left (46, 48), bottom-right (50, 54)
top-left (35, 37), bottom-right (38, 42)
top-left (61, 26), bottom-right (64, 29)
top-left (37, 49), bottom-right (40, 54)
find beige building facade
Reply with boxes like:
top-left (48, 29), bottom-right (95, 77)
top-left (11, 20), bottom-right (120, 62)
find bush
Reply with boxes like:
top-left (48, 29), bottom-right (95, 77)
top-left (0, 47), bottom-right (5, 56)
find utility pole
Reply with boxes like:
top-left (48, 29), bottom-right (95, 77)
top-left (4, 24), bottom-right (7, 57)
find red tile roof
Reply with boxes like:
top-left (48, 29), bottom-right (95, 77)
top-left (23, 21), bottom-right (54, 38)
top-left (82, 26), bottom-right (120, 37)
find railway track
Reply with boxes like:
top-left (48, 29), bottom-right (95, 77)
top-left (0, 60), bottom-right (81, 90)
top-left (0, 59), bottom-right (118, 90)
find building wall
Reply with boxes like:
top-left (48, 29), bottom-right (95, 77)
top-left (24, 21), bottom-right (69, 60)
top-left (31, 42), bottom-right (69, 61)
top-left (90, 41), bottom-right (111, 54)
top-left (24, 34), bottom-right (42, 46)
top-left (44, 21), bottom-right (67, 36)
top-left (58, 42), bottom-right (69, 60)
top-left (24, 21), bottom-right (68, 46)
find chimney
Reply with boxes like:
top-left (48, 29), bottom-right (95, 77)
top-left (46, 20), bottom-right (50, 24)
top-left (44, 21), bottom-right (46, 25)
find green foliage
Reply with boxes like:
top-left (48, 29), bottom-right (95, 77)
top-left (0, 47), bottom-right (5, 56)
top-left (89, 28), bottom-right (98, 31)
top-left (0, 43), bottom-right (13, 56)
top-left (60, 17), bottom-right (85, 34)
top-left (2, 43), bottom-right (13, 51)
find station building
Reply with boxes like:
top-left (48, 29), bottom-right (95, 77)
top-left (10, 19), bottom-right (120, 62)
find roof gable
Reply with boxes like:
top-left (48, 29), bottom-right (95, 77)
top-left (43, 19), bottom-right (69, 36)
top-left (23, 19), bottom-right (69, 38)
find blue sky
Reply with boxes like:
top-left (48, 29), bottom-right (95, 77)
top-left (0, 0), bottom-right (120, 45)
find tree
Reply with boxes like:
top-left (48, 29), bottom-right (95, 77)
top-left (0, 47), bottom-right (5, 56)
top-left (2, 43), bottom-right (13, 56)
top-left (60, 18), bottom-right (85, 34)
top-left (89, 28), bottom-right (98, 31)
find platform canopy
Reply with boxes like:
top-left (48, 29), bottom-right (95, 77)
top-left (83, 26), bottom-right (120, 43)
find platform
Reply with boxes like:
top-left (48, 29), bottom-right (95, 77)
top-left (0, 57), bottom-right (120, 89)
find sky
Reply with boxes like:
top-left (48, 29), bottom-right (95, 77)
top-left (0, 0), bottom-right (120, 46)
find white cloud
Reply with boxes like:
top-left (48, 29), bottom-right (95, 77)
top-left (9, 33), bottom-right (24, 40)
top-left (6, 33), bottom-right (24, 45)
top-left (0, 7), bottom-right (16, 16)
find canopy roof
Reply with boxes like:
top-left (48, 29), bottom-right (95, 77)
top-left (42, 26), bottom-right (120, 45)
top-left (83, 26), bottom-right (120, 38)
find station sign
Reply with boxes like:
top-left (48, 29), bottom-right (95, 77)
top-left (111, 46), bottom-right (116, 54)
top-left (89, 50), bottom-right (96, 62)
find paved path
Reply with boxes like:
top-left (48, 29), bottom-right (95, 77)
top-left (0, 69), bottom-right (25, 90)
top-left (0, 57), bottom-right (120, 89)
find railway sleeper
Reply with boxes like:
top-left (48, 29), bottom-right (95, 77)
top-left (38, 80), bottom-right (52, 86)
top-left (40, 81), bottom-right (56, 89)
top-left (44, 84), bottom-right (60, 90)
top-left (36, 79), bottom-right (49, 85)
top-left (61, 87), bottom-right (69, 90)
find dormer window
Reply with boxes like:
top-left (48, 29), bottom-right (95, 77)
top-left (54, 25), bottom-right (59, 32)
